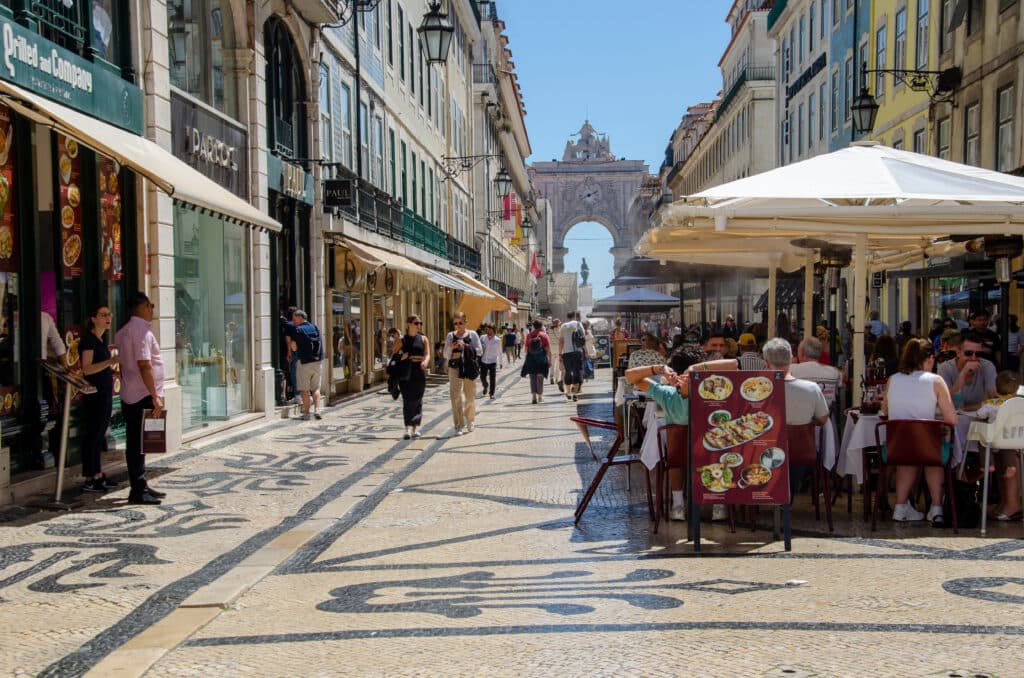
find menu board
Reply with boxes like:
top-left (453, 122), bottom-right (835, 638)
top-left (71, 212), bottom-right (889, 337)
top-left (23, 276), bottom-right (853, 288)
top-left (57, 134), bottom-right (83, 279)
top-left (0, 105), bottom-right (16, 273)
top-left (0, 385), bottom-right (21, 417)
top-left (689, 371), bottom-right (790, 506)
top-left (98, 156), bottom-right (123, 280)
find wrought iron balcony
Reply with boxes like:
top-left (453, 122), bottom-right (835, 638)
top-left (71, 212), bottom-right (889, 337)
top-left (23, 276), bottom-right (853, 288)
top-left (716, 66), bottom-right (775, 121)
top-left (28, 0), bottom-right (89, 55)
top-left (447, 237), bottom-right (481, 275)
top-left (402, 208), bottom-right (448, 258)
top-left (273, 117), bottom-right (294, 157)
top-left (473, 63), bottom-right (497, 85)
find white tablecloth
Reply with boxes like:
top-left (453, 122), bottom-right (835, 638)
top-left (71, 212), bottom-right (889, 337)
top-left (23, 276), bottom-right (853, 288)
top-left (837, 411), bottom-right (968, 483)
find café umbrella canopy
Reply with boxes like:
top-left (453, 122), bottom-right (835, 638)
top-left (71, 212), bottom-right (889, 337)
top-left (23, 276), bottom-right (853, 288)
top-left (640, 141), bottom-right (1024, 404)
top-left (592, 287), bottom-right (680, 314)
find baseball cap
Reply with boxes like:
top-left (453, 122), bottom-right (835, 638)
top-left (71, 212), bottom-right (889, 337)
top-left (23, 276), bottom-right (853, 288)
top-left (738, 333), bottom-right (757, 347)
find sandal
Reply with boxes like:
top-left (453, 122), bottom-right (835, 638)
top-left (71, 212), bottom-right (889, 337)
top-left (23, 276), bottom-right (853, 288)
top-left (994, 511), bottom-right (1023, 521)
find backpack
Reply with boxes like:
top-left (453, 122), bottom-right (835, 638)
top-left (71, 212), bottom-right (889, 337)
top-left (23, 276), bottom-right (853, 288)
top-left (528, 334), bottom-right (545, 355)
top-left (571, 324), bottom-right (586, 351)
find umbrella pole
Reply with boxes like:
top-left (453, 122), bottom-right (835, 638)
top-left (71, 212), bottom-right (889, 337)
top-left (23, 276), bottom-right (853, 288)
top-left (804, 255), bottom-right (815, 340)
top-left (700, 280), bottom-right (708, 333)
top-left (852, 235), bottom-right (867, 407)
top-left (767, 267), bottom-right (777, 338)
top-left (678, 279), bottom-right (685, 331)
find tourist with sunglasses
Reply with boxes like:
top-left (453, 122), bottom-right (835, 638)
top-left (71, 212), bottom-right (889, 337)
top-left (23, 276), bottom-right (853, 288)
top-left (395, 315), bottom-right (430, 439)
top-left (938, 332), bottom-right (998, 411)
top-left (442, 312), bottom-right (482, 435)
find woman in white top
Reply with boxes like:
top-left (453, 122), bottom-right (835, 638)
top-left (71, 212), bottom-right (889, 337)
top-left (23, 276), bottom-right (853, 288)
top-left (882, 338), bottom-right (958, 524)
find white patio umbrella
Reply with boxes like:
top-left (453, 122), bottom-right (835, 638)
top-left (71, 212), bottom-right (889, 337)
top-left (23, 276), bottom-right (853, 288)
top-left (639, 141), bottom-right (1024, 403)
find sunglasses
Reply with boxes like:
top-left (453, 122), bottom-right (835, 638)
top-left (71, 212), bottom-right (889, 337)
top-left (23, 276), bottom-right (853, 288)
top-left (411, 321), bottom-right (422, 325)
top-left (961, 350), bottom-right (980, 357)
top-left (453, 321), bottom-right (464, 325)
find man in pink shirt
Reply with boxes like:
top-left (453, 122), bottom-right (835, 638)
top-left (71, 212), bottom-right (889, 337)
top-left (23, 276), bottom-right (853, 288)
top-left (114, 292), bottom-right (166, 505)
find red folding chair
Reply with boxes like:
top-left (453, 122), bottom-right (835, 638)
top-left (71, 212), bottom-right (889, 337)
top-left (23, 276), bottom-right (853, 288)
top-left (570, 416), bottom-right (654, 524)
top-left (654, 424), bottom-right (688, 533)
top-left (787, 422), bottom-right (833, 532)
top-left (872, 419), bottom-right (957, 533)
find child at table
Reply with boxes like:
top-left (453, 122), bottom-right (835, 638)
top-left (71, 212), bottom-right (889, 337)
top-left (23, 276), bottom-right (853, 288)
top-left (975, 370), bottom-right (1022, 521)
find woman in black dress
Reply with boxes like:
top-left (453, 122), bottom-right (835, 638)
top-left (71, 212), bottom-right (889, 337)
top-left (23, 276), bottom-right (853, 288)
top-left (395, 315), bottom-right (430, 439)
top-left (79, 304), bottom-right (117, 492)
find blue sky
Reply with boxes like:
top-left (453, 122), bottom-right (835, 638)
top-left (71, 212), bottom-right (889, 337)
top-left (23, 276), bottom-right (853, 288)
top-left (497, 1), bottom-right (731, 295)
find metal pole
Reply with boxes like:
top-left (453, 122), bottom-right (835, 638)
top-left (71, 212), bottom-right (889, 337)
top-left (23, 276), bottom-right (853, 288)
top-left (804, 256), bottom-right (815, 340)
top-left (354, 6), bottom-right (363, 179)
top-left (852, 234), bottom-right (868, 406)
top-left (767, 267), bottom-right (777, 338)
top-left (53, 382), bottom-right (74, 504)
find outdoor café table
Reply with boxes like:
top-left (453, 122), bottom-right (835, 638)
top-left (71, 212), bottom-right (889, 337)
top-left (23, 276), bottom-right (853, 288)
top-left (837, 410), bottom-right (968, 484)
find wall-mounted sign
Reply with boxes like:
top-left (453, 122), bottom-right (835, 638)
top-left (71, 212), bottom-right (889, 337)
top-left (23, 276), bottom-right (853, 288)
top-left (282, 161), bottom-right (306, 199)
top-left (323, 179), bottom-right (353, 208)
top-left (0, 16), bottom-right (143, 133)
top-left (171, 93), bottom-right (247, 197)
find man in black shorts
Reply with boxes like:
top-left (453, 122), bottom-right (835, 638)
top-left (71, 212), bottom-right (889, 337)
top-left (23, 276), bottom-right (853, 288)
top-left (559, 311), bottom-right (585, 402)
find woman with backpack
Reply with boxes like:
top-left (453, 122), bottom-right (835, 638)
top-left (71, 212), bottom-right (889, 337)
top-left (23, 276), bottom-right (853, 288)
top-left (442, 312), bottom-right (482, 435)
top-left (521, 319), bottom-right (551, 404)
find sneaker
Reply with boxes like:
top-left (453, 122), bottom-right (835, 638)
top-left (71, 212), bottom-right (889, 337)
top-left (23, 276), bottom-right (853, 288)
top-left (313, 409), bottom-right (323, 420)
top-left (412, 428), bottom-right (422, 438)
top-left (143, 486), bottom-right (166, 499)
top-left (892, 503), bottom-right (925, 522)
top-left (403, 427), bottom-right (412, 440)
top-left (489, 394), bottom-right (495, 400)
top-left (467, 423), bottom-right (475, 433)
top-left (557, 381), bottom-right (565, 393)
top-left (538, 395), bottom-right (543, 403)
top-left (572, 395), bottom-right (579, 402)
top-left (300, 412), bottom-right (311, 421)
top-left (532, 395), bottom-right (537, 404)
top-left (926, 504), bottom-right (945, 525)
top-left (566, 393), bottom-right (572, 401)
top-left (82, 479), bottom-right (106, 493)
top-left (712, 504), bottom-right (727, 521)
top-left (127, 491), bottom-right (161, 505)
top-left (454, 428), bottom-right (463, 436)
top-left (669, 505), bottom-right (686, 522)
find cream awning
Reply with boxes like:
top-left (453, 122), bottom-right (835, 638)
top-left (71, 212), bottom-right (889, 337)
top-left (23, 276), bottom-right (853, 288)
top-left (0, 79), bottom-right (281, 232)
top-left (452, 270), bottom-right (514, 327)
top-left (426, 269), bottom-right (490, 297)
top-left (341, 238), bottom-right (428, 275)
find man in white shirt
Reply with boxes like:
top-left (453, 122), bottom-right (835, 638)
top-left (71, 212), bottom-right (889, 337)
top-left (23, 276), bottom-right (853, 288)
top-left (479, 324), bottom-right (503, 400)
top-left (789, 337), bottom-right (842, 381)
top-left (763, 338), bottom-right (829, 427)
top-left (40, 311), bottom-right (67, 365)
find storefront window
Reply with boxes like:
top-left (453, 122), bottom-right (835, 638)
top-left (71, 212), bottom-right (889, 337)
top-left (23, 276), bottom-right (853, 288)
top-left (331, 291), bottom-right (362, 381)
top-left (91, 1), bottom-right (122, 65)
top-left (167, 0), bottom-right (238, 117)
top-left (173, 205), bottom-right (251, 430)
top-left (372, 295), bottom-right (395, 370)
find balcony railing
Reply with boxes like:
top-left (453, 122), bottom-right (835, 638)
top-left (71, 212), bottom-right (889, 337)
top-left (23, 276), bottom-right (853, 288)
top-left (447, 237), bottom-right (481, 275)
top-left (767, 0), bottom-right (788, 31)
top-left (273, 117), bottom-right (294, 157)
top-left (716, 66), bottom-right (775, 121)
top-left (402, 208), bottom-right (448, 258)
top-left (30, 0), bottom-right (88, 55)
top-left (473, 63), bottom-right (497, 85)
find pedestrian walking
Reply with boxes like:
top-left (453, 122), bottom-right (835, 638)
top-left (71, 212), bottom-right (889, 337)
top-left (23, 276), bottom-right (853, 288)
top-left (558, 311), bottom-right (586, 402)
top-left (480, 324), bottom-right (503, 399)
top-left (394, 315), bottom-right (430, 439)
top-left (502, 324), bottom-right (517, 364)
top-left (281, 309), bottom-right (324, 420)
top-left (582, 320), bottom-right (597, 382)
top-left (521, 319), bottom-right (551, 403)
top-left (549, 318), bottom-right (563, 389)
top-left (516, 325), bottom-right (525, 360)
top-left (79, 304), bottom-right (117, 493)
top-left (115, 292), bottom-right (166, 505)
top-left (443, 312), bottom-right (482, 434)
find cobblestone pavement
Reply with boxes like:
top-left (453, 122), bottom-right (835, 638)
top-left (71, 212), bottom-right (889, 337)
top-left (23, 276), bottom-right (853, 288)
top-left (1, 367), bottom-right (1023, 677)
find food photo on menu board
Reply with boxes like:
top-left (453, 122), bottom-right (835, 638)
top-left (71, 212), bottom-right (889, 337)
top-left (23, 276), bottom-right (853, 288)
top-left (690, 371), bottom-right (790, 506)
top-left (57, 134), bottom-right (83, 279)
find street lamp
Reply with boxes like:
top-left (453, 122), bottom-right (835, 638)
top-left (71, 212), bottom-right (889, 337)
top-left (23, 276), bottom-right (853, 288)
top-left (419, 1), bottom-right (454, 63)
top-left (493, 167), bottom-right (512, 199)
top-left (851, 63), bottom-right (961, 135)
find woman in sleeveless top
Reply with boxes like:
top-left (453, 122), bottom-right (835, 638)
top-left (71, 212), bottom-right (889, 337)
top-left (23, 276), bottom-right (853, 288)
top-left (396, 315), bottom-right (429, 439)
top-left (883, 338), bottom-right (958, 524)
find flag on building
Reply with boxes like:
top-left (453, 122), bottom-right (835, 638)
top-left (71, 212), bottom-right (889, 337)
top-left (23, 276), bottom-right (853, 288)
top-left (529, 249), bottom-right (543, 279)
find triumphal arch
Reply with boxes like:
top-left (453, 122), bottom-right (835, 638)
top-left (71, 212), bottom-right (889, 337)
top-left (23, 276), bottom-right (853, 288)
top-left (529, 121), bottom-right (656, 285)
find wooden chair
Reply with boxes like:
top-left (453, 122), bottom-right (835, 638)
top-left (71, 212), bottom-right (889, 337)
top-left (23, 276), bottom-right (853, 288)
top-left (872, 419), bottom-right (957, 533)
top-left (787, 422), bottom-right (833, 532)
top-left (570, 416), bottom-right (654, 524)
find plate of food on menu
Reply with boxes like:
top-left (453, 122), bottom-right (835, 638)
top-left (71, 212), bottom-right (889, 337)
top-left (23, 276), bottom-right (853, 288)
top-left (0, 226), bottom-right (12, 259)
top-left (698, 375), bottom-right (733, 401)
top-left (708, 409), bottom-right (732, 426)
top-left (65, 138), bottom-right (78, 158)
top-left (719, 451), bottom-right (744, 468)
top-left (62, 233), bottom-right (82, 267)
top-left (61, 205), bottom-right (75, 229)
top-left (740, 375), bottom-right (774, 402)
top-left (67, 183), bottom-right (80, 207)
top-left (699, 463), bottom-right (734, 493)
top-left (3, 393), bottom-right (11, 412)
top-left (59, 154), bottom-right (72, 184)
top-left (703, 411), bottom-right (774, 450)
top-left (760, 447), bottom-right (786, 469)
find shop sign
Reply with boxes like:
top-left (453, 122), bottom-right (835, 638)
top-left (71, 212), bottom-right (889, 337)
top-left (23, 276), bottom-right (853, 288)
top-left (689, 371), bottom-right (790, 506)
top-left (171, 93), bottom-right (247, 198)
top-left (282, 162), bottom-right (306, 199)
top-left (323, 179), bottom-right (353, 207)
top-left (0, 16), bottom-right (143, 134)
top-left (0, 104), bottom-right (17, 272)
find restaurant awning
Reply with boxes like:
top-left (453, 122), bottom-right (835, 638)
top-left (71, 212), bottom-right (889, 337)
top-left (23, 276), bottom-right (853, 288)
top-left (0, 78), bottom-right (281, 232)
top-left (341, 238), bottom-right (428, 275)
top-left (453, 270), bottom-right (514, 327)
